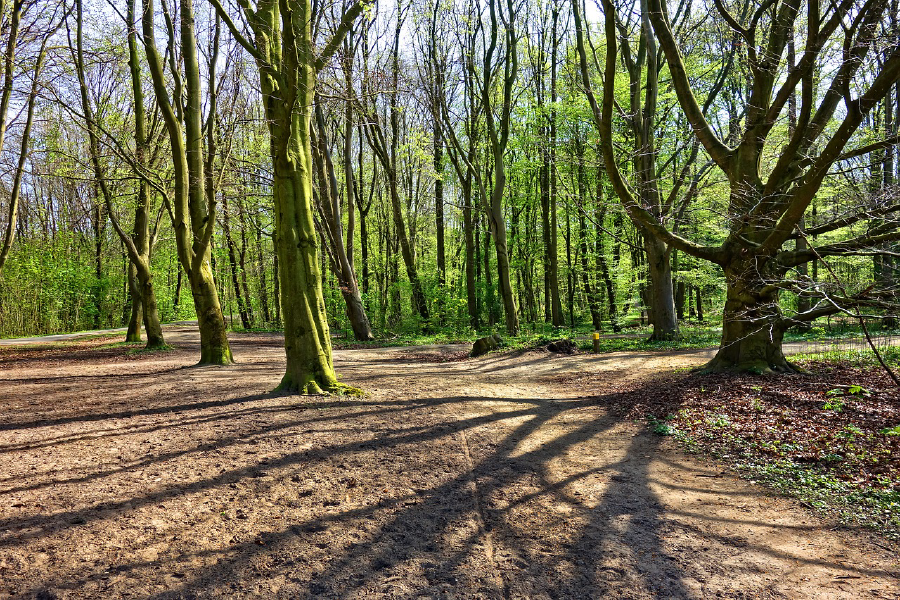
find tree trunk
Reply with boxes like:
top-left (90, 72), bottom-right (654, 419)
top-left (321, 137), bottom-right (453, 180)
top-left (644, 234), bottom-right (678, 340)
top-left (126, 263), bottom-right (142, 342)
top-left (704, 268), bottom-right (795, 373)
top-left (221, 196), bottom-right (252, 330)
top-left (255, 224), bottom-right (271, 323)
top-left (475, 211), bottom-right (482, 321)
top-left (359, 201), bottom-right (370, 298)
top-left (463, 175), bottom-right (478, 329)
top-left (237, 201), bottom-right (255, 326)
top-left (0, 1), bottom-right (25, 279)
top-left (595, 175), bottom-right (619, 331)
top-left (142, 0), bottom-right (230, 362)
top-left (139, 274), bottom-right (165, 347)
top-left (270, 132), bottom-right (338, 392)
top-left (273, 250), bottom-right (281, 326)
top-left (313, 101), bottom-right (374, 341)
top-left (549, 9), bottom-right (563, 327)
top-left (80, 0), bottom-right (164, 349)
top-left (189, 261), bottom-right (233, 364)
top-left (675, 280), bottom-right (685, 321)
top-left (696, 286), bottom-right (703, 322)
top-left (434, 127), bottom-right (445, 289)
top-left (92, 196), bottom-right (104, 329)
top-left (173, 265), bottom-right (182, 316)
top-left (579, 211), bottom-right (602, 330)
top-left (482, 215), bottom-right (498, 326)
top-left (389, 230), bottom-right (401, 327)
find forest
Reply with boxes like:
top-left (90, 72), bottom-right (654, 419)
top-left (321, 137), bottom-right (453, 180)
top-left (2, 0), bottom-right (899, 375)
top-left (0, 0), bottom-right (899, 596)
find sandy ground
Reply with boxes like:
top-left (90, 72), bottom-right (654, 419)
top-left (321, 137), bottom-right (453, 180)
top-left (0, 326), bottom-right (897, 599)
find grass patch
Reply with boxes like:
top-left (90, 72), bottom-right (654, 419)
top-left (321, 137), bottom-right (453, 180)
top-left (100, 340), bottom-right (145, 349)
top-left (127, 344), bottom-right (176, 355)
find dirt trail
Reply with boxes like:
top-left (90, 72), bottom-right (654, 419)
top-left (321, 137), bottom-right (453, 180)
top-left (0, 327), bottom-right (896, 599)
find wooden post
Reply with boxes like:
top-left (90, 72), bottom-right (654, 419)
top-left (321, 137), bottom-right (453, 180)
top-left (592, 331), bottom-right (600, 353)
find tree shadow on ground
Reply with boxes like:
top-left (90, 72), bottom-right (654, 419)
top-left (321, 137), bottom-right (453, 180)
top-left (3, 348), bottom-right (896, 599)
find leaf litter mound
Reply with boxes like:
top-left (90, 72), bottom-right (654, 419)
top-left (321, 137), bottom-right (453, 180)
top-left (566, 361), bottom-right (900, 542)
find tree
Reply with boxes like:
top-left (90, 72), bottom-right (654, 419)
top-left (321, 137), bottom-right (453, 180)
top-left (311, 96), bottom-right (374, 341)
top-left (0, 1), bottom-right (55, 278)
top-left (430, 0), bottom-right (482, 329)
top-left (141, 0), bottom-right (233, 363)
top-left (356, 1), bottom-right (431, 327)
top-left (210, 0), bottom-right (364, 391)
top-left (575, 0), bottom-right (900, 372)
top-left (72, 0), bottom-right (166, 349)
top-left (440, 0), bottom-right (521, 335)
top-left (527, 0), bottom-right (564, 326)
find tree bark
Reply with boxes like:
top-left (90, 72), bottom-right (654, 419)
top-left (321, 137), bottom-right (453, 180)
top-left (703, 259), bottom-right (795, 373)
top-left (0, 0), bottom-right (25, 278)
top-left (463, 174), bottom-right (479, 329)
top-left (479, 0), bottom-right (519, 335)
top-left (125, 262), bottom-right (142, 342)
top-left (142, 0), bottom-right (229, 362)
top-left (254, 223), bottom-right (271, 323)
top-left (644, 234), bottom-right (678, 340)
top-left (312, 100), bottom-right (373, 341)
top-left (221, 195), bottom-right (252, 329)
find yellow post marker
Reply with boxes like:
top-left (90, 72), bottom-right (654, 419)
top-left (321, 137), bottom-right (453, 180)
top-left (592, 331), bottom-right (600, 353)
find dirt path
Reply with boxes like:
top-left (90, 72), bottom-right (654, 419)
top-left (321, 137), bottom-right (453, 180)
top-left (0, 327), bottom-right (897, 599)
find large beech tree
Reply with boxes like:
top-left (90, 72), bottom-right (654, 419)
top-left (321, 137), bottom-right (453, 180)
top-left (210, 0), bottom-right (365, 392)
top-left (576, 0), bottom-right (900, 372)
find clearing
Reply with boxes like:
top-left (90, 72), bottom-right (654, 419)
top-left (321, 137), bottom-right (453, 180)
top-left (0, 326), bottom-right (897, 599)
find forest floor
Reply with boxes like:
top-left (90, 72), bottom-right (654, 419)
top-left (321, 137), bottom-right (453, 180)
top-left (0, 326), bottom-right (898, 599)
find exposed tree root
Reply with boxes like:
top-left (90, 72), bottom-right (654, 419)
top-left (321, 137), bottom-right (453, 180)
top-left (274, 376), bottom-right (364, 397)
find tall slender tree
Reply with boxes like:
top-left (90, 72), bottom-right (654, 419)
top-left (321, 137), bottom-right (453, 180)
top-left (73, 0), bottom-right (165, 349)
top-left (142, 0), bottom-right (233, 364)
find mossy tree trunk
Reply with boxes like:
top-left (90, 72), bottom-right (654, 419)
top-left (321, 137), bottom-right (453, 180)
top-left (270, 99), bottom-right (337, 392)
top-left (210, 0), bottom-right (364, 391)
top-left (141, 0), bottom-right (230, 362)
top-left (125, 263), bottom-right (143, 342)
top-left (704, 249), bottom-right (795, 372)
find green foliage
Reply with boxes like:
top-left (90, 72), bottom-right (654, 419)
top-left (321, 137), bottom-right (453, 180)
top-left (738, 459), bottom-right (900, 540)
top-left (648, 414), bottom-right (676, 436)
top-left (822, 398), bottom-right (845, 413)
top-left (0, 236), bottom-right (123, 338)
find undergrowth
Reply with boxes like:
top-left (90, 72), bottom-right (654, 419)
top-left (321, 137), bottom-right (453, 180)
top-left (638, 359), bottom-right (900, 543)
